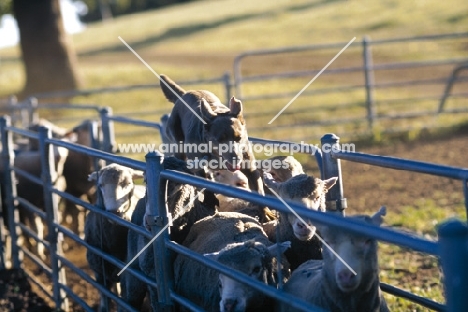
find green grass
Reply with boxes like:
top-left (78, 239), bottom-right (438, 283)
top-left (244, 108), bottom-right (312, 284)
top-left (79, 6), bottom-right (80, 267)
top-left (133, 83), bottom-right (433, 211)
top-left (1, 0), bottom-right (468, 310)
top-left (378, 198), bottom-right (465, 310)
top-left (1, 1), bottom-right (467, 141)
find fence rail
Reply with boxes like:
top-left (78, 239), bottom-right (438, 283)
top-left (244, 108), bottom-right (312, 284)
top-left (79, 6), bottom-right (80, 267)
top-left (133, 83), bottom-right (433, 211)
top-left (4, 33), bottom-right (468, 142)
top-left (1, 31), bottom-right (468, 311)
top-left (233, 32), bottom-right (468, 141)
top-left (1, 106), bottom-right (468, 310)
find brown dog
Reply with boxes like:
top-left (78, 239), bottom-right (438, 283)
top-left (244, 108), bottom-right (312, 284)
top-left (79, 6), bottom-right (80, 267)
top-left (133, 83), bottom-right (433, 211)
top-left (160, 74), bottom-right (265, 197)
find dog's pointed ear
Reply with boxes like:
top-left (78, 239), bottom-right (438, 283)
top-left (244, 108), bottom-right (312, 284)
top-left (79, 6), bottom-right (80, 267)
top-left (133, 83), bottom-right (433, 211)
top-left (229, 97), bottom-right (243, 117)
top-left (200, 98), bottom-right (217, 122)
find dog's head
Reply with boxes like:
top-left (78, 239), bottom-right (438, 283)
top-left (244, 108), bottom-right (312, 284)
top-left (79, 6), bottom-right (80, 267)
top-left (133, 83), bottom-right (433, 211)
top-left (201, 97), bottom-right (248, 171)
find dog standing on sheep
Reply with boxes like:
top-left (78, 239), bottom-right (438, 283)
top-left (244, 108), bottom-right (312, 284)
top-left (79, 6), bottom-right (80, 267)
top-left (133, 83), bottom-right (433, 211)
top-left (159, 74), bottom-right (265, 197)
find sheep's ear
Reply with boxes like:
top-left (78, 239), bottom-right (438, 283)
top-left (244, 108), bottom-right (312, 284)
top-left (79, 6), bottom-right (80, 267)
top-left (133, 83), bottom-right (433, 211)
top-left (263, 171), bottom-right (280, 191)
top-left (200, 98), bottom-right (217, 122)
top-left (323, 177), bottom-right (338, 191)
top-left (203, 251), bottom-right (220, 261)
top-left (229, 97), bottom-right (243, 117)
top-left (88, 172), bottom-right (98, 182)
top-left (268, 241), bottom-right (291, 255)
top-left (132, 170), bottom-right (145, 180)
top-left (371, 206), bottom-right (386, 226)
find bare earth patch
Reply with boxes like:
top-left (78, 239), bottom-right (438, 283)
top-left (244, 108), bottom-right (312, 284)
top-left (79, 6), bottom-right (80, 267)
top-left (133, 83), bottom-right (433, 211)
top-left (0, 269), bottom-right (52, 311)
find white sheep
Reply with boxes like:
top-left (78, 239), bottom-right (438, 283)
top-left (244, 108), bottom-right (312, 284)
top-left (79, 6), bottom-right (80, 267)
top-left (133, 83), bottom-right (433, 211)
top-left (174, 212), bottom-right (290, 312)
top-left (262, 172), bottom-right (338, 270)
top-left (209, 169), bottom-right (251, 212)
top-left (84, 163), bottom-right (144, 312)
top-left (261, 155), bottom-right (304, 182)
top-left (280, 207), bottom-right (389, 312)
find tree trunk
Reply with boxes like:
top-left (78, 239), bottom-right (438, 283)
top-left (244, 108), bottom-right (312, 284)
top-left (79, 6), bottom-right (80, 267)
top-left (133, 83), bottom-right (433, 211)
top-left (13, 0), bottom-right (83, 98)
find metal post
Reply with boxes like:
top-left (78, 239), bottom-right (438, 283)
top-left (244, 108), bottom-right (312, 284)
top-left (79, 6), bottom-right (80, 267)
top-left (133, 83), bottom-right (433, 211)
top-left (26, 97), bottom-right (39, 126)
top-left (38, 127), bottom-right (69, 311)
top-left (22, 97), bottom-right (36, 129)
top-left (145, 152), bottom-right (173, 311)
top-left (100, 106), bottom-right (116, 154)
top-left (464, 179), bottom-right (468, 219)
top-left (98, 0), bottom-right (113, 21)
top-left (320, 134), bottom-right (347, 215)
top-left (0, 116), bottom-right (21, 268)
top-left (362, 36), bottom-right (375, 131)
top-left (223, 71), bottom-right (232, 103)
top-left (7, 95), bottom-right (18, 127)
top-left (0, 185), bottom-right (5, 269)
top-left (439, 64), bottom-right (468, 113)
top-left (89, 121), bottom-right (103, 171)
top-left (233, 56), bottom-right (243, 100)
top-left (438, 219), bottom-right (468, 312)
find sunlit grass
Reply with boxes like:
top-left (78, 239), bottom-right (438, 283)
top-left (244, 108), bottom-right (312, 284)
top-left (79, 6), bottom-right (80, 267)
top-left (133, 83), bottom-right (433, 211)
top-left (1, 0), bottom-right (468, 310)
top-left (376, 198), bottom-right (465, 310)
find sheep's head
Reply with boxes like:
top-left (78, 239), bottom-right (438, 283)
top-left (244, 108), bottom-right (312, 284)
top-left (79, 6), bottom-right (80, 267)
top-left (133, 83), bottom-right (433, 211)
top-left (262, 156), bottom-right (304, 182)
top-left (264, 172), bottom-right (337, 241)
top-left (319, 206), bottom-right (386, 293)
top-left (210, 169), bottom-right (250, 191)
top-left (205, 240), bottom-right (290, 312)
top-left (88, 164), bottom-right (145, 219)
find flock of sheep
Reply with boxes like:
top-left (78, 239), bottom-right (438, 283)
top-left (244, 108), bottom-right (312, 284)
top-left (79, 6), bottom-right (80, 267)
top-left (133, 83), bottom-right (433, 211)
top-left (86, 156), bottom-right (389, 312)
top-left (0, 78), bottom-right (392, 312)
top-left (85, 156), bottom-right (387, 311)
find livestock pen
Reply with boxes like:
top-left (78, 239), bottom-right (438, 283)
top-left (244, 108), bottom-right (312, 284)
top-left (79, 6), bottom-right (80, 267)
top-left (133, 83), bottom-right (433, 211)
top-left (0, 111), bottom-right (467, 311)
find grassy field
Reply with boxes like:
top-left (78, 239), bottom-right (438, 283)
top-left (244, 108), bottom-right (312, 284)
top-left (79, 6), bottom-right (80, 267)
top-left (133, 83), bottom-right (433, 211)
top-left (1, 0), bottom-right (468, 310)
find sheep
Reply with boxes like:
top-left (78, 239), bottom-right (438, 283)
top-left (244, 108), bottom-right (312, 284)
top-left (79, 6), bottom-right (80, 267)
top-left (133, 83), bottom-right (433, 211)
top-left (20, 119), bottom-right (100, 238)
top-left (261, 155), bottom-right (304, 182)
top-left (209, 169), bottom-right (251, 212)
top-left (62, 120), bottom-right (101, 238)
top-left (206, 169), bottom-right (278, 222)
top-left (174, 212), bottom-right (290, 312)
top-left (206, 159), bottom-right (314, 223)
top-left (280, 207), bottom-right (389, 312)
top-left (27, 118), bottom-right (69, 150)
top-left (0, 120), bottom-right (69, 260)
top-left (13, 146), bottom-right (69, 259)
top-left (84, 163), bottom-right (145, 312)
top-left (120, 156), bottom-right (218, 311)
top-left (1, 119), bottom-right (95, 260)
top-left (262, 172), bottom-right (338, 270)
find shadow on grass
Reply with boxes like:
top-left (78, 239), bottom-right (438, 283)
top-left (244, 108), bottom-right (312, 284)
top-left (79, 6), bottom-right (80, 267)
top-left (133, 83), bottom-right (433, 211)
top-left (79, 0), bottom-right (347, 57)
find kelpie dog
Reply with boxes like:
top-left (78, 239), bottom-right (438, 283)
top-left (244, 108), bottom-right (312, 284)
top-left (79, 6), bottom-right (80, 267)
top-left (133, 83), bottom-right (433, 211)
top-left (159, 74), bottom-right (266, 198)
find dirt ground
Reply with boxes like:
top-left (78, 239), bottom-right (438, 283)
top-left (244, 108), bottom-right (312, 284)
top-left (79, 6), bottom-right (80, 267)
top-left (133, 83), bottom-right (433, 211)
top-left (339, 130), bottom-right (468, 216)
top-left (3, 129), bottom-right (468, 311)
top-left (0, 268), bottom-right (52, 312)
